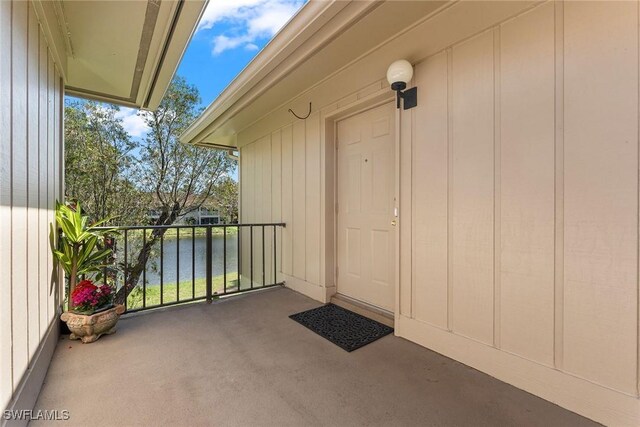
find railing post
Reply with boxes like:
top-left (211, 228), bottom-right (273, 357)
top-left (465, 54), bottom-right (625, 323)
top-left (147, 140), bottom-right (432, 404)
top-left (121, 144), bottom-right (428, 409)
top-left (262, 225), bottom-right (266, 287)
top-left (223, 226), bottom-right (227, 294)
top-left (250, 225), bottom-right (254, 289)
top-left (142, 228), bottom-right (146, 308)
top-left (273, 225), bottom-right (277, 285)
top-left (206, 226), bottom-right (213, 303)
top-left (123, 229), bottom-right (128, 312)
top-left (237, 225), bottom-right (241, 291)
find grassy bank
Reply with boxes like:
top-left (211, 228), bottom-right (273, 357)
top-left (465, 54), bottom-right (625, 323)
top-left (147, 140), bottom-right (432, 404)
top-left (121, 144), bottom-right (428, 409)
top-left (162, 226), bottom-right (239, 239)
top-left (119, 226), bottom-right (239, 242)
top-left (126, 272), bottom-right (239, 309)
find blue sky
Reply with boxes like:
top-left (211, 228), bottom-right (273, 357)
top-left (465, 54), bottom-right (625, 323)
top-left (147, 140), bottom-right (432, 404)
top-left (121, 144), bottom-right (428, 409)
top-left (113, 0), bottom-right (306, 139)
top-left (179, 0), bottom-right (306, 108)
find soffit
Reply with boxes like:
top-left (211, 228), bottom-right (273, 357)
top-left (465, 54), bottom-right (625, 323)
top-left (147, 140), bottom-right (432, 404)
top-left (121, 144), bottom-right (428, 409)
top-left (34, 0), bottom-right (206, 110)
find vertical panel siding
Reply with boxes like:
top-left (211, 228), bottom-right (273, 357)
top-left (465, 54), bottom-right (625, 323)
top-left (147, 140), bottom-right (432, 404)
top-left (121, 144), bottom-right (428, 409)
top-left (450, 30), bottom-right (495, 345)
top-left (27, 4), bottom-right (40, 360)
top-left (53, 59), bottom-right (62, 311)
top-left (403, 0), bottom-right (640, 400)
top-left (240, 117), bottom-right (325, 289)
top-left (252, 139), bottom-right (263, 285)
top-left (11, 0), bottom-right (30, 386)
top-left (240, 142), bottom-right (255, 288)
top-left (499, 2), bottom-right (555, 365)
top-left (260, 137), bottom-right (272, 285)
top-left (47, 54), bottom-right (56, 308)
top-left (0, 0), bottom-right (63, 410)
top-left (240, 137), bottom-right (277, 287)
top-left (281, 126), bottom-right (293, 276)
top-left (292, 121), bottom-right (306, 280)
top-left (412, 52), bottom-right (448, 328)
top-left (38, 29), bottom-right (49, 338)
top-left (399, 93), bottom-right (412, 318)
top-left (0, 0), bottom-right (13, 411)
top-left (239, 145), bottom-right (246, 286)
top-left (401, 1), bottom-right (640, 396)
top-left (563, 1), bottom-right (638, 393)
top-left (305, 113), bottom-right (321, 285)
top-left (271, 130), bottom-right (282, 283)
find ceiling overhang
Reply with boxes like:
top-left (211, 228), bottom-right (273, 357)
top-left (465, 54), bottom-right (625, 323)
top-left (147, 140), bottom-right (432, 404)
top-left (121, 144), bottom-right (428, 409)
top-left (33, 0), bottom-right (206, 111)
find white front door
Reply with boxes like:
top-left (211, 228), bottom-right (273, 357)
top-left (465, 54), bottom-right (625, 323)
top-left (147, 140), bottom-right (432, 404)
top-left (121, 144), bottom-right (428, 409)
top-left (336, 102), bottom-right (396, 312)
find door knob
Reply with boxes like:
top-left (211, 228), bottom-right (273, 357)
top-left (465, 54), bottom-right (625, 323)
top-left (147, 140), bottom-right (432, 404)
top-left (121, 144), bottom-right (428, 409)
top-left (391, 220), bottom-right (397, 226)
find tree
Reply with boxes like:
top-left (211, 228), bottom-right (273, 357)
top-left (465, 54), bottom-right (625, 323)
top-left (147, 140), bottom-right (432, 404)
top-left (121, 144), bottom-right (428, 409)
top-left (114, 77), bottom-right (234, 304)
top-left (64, 101), bottom-right (150, 225)
top-left (215, 177), bottom-right (239, 223)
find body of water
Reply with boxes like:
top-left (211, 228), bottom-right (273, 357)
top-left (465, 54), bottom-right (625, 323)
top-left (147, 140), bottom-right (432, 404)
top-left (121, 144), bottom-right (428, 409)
top-left (143, 234), bottom-right (238, 286)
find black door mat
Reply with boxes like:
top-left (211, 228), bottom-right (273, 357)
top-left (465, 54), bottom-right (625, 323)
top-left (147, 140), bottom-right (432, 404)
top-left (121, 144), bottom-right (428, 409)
top-left (289, 303), bottom-right (393, 352)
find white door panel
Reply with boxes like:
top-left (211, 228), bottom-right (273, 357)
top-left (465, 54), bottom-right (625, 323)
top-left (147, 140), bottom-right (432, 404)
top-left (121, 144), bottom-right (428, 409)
top-left (337, 102), bottom-right (396, 312)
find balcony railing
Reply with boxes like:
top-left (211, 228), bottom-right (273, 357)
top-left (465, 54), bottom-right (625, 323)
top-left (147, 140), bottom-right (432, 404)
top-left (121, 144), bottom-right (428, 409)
top-left (95, 223), bottom-right (285, 314)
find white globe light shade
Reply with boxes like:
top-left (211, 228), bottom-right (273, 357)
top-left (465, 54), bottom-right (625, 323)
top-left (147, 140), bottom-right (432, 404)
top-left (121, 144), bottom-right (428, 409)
top-left (386, 59), bottom-right (413, 85)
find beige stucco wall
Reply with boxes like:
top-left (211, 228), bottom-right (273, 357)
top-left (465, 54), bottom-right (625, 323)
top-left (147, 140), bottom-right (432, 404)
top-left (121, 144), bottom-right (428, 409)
top-left (238, 1), bottom-right (640, 424)
top-left (0, 0), bottom-right (64, 412)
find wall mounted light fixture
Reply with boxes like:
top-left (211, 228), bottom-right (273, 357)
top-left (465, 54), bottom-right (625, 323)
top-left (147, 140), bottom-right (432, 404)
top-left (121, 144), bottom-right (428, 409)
top-left (387, 59), bottom-right (417, 110)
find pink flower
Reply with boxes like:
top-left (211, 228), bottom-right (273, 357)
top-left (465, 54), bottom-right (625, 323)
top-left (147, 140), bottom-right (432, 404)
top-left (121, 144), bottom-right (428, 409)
top-left (70, 280), bottom-right (114, 312)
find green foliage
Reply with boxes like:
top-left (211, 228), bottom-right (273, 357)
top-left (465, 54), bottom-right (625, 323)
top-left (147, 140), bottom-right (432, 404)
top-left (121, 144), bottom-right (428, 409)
top-left (138, 76), bottom-right (235, 221)
top-left (64, 76), bottom-right (238, 303)
top-left (50, 201), bottom-right (117, 302)
top-left (214, 177), bottom-right (239, 223)
top-left (64, 101), bottom-right (150, 226)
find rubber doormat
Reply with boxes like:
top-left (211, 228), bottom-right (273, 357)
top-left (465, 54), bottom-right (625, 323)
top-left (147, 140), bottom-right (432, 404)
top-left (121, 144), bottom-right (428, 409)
top-left (289, 303), bottom-right (393, 352)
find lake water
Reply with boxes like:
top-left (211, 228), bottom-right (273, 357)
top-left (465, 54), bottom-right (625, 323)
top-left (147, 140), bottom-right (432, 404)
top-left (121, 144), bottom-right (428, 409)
top-left (144, 234), bottom-right (238, 286)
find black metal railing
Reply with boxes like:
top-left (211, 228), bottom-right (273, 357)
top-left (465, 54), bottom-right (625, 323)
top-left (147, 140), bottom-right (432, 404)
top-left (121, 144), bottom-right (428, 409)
top-left (96, 223), bottom-right (285, 314)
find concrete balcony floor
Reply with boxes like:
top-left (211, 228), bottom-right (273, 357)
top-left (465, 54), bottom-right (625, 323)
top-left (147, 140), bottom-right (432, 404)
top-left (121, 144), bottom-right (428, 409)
top-left (32, 287), bottom-right (597, 426)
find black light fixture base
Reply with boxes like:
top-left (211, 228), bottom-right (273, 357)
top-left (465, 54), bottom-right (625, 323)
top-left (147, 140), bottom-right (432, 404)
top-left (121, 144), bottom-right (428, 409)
top-left (391, 81), bottom-right (407, 92)
top-left (401, 87), bottom-right (417, 110)
top-left (392, 83), bottom-right (418, 110)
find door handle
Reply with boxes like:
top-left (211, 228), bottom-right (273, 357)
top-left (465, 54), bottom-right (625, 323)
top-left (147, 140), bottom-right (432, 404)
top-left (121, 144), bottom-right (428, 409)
top-left (391, 220), bottom-right (397, 226)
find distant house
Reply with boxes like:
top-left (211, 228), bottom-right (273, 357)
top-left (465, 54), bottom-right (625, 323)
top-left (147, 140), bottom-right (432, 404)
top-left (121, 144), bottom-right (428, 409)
top-left (148, 206), bottom-right (221, 225)
top-left (195, 207), bottom-right (221, 225)
top-left (147, 190), bottom-right (224, 225)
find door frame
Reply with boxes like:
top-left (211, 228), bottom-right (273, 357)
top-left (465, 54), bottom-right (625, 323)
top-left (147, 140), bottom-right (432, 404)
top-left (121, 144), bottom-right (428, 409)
top-left (323, 89), bottom-right (399, 314)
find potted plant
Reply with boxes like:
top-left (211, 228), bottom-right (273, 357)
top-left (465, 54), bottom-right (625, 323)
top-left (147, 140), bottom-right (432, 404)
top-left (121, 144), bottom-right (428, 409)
top-left (51, 202), bottom-right (124, 343)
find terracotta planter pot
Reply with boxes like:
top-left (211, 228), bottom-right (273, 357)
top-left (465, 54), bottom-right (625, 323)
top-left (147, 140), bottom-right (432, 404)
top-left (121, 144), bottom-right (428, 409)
top-left (60, 305), bottom-right (125, 343)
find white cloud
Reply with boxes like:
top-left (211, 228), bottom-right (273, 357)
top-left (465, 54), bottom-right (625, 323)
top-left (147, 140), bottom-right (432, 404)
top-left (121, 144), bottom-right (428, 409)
top-left (115, 107), bottom-right (149, 138)
top-left (211, 34), bottom-right (250, 55)
top-left (197, 0), bottom-right (263, 31)
top-left (197, 0), bottom-right (305, 55)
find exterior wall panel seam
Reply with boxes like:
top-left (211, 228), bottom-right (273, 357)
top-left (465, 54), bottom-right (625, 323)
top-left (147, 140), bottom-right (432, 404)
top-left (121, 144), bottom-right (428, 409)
top-left (493, 26), bottom-right (501, 350)
top-left (446, 47), bottom-right (453, 332)
top-left (553, 0), bottom-right (565, 371)
top-left (5, 0), bottom-right (14, 401)
top-left (637, 0), bottom-right (640, 398)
